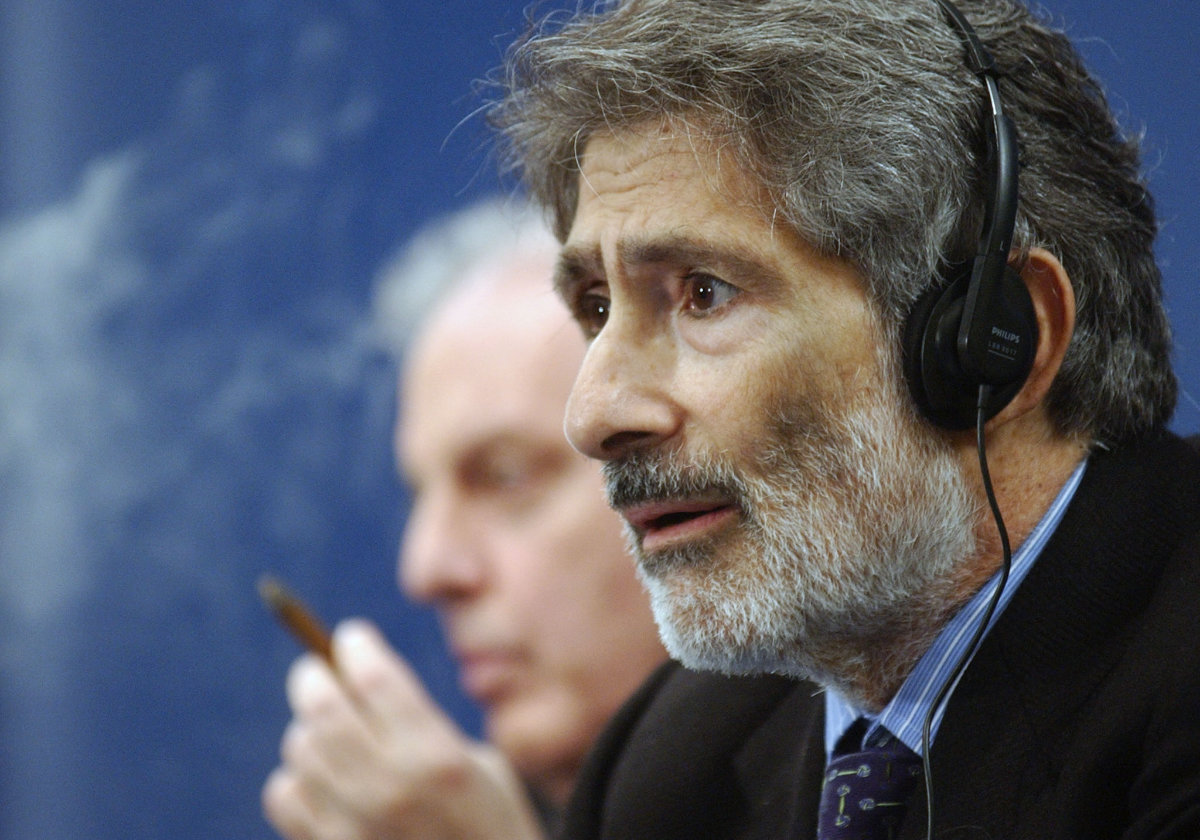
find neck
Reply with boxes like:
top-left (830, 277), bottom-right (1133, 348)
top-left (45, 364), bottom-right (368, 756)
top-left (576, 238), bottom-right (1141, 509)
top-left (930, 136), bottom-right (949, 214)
top-left (965, 419), bottom-right (1090, 584)
top-left (810, 563), bottom-right (992, 713)
top-left (824, 421), bottom-right (1089, 713)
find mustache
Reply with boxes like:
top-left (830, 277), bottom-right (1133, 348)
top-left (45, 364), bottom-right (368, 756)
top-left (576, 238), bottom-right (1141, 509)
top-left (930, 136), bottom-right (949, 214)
top-left (603, 449), bottom-right (747, 511)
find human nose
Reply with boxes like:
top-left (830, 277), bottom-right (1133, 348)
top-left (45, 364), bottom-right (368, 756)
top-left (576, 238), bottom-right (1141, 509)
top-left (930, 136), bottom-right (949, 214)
top-left (564, 321), bottom-right (679, 461)
top-left (398, 489), bottom-right (485, 603)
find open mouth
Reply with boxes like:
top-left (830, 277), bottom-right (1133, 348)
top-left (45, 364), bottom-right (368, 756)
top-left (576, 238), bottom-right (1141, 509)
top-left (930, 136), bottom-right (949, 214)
top-left (624, 499), bottom-right (738, 551)
top-left (648, 507), bottom-right (721, 528)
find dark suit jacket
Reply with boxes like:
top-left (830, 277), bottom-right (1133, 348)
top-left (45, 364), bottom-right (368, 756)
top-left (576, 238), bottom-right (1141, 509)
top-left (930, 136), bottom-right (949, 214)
top-left (560, 432), bottom-right (1200, 840)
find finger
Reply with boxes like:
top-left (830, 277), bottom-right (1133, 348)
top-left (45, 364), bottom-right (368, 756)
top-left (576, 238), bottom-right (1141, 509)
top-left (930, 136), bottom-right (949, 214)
top-left (332, 619), bottom-right (455, 732)
top-left (284, 658), bottom-right (378, 783)
top-left (262, 766), bottom-right (319, 840)
top-left (285, 652), bottom-right (352, 717)
top-left (264, 765), bottom-right (373, 840)
top-left (286, 653), bottom-right (374, 739)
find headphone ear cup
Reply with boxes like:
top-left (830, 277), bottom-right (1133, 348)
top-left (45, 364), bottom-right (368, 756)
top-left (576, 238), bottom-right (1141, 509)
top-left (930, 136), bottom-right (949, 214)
top-left (902, 264), bottom-right (1037, 430)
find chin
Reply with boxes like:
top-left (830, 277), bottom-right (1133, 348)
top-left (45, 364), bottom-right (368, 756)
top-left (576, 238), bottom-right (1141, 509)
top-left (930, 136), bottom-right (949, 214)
top-left (486, 695), bottom-right (591, 784)
top-left (643, 568), bottom-right (796, 675)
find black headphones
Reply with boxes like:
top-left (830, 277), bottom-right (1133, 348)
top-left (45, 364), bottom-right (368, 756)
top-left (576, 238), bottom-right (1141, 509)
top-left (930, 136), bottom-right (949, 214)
top-left (901, 0), bottom-right (1037, 430)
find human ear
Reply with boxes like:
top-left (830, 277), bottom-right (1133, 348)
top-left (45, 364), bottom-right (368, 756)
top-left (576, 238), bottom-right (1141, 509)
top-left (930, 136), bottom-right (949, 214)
top-left (989, 247), bottom-right (1076, 424)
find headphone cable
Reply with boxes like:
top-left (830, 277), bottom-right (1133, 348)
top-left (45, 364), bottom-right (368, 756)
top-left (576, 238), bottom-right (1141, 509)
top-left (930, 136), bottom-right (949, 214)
top-left (921, 383), bottom-right (1013, 840)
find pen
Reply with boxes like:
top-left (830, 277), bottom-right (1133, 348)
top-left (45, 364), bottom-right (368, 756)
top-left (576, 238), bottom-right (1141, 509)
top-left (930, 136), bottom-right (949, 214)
top-left (257, 574), bottom-right (335, 665)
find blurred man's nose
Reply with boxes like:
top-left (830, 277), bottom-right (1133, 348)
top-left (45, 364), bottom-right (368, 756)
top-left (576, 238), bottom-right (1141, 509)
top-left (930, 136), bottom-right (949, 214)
top-left (398, 490), bottom-right (486, 603)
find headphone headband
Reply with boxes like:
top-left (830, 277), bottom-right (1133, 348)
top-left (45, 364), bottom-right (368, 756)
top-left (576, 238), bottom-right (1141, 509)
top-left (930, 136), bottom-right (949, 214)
top-left (901, 0), bottom-right (1036, 429)
top-left (933, 0), bottom-right (1022, 381)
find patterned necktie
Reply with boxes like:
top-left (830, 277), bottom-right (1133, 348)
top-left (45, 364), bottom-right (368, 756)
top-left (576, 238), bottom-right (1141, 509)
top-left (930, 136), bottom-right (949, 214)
top-left (816, 720), bottom-right (923, 840)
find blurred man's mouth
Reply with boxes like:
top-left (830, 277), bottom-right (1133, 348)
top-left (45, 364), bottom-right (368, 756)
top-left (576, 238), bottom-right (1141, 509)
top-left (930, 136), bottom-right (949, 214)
top-left (453, 646), bottom-right (521, 706)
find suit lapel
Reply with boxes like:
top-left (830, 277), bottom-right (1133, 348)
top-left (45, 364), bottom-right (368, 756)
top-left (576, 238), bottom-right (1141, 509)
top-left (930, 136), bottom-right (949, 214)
top-left (909, 434), bottom-right (1199, 837)
top-left (732, 683), bottom-right (826, 840)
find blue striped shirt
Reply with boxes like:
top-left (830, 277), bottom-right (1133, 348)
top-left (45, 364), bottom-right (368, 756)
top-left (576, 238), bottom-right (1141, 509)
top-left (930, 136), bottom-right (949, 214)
top-left (824, 458), bottom-right (1089, 756)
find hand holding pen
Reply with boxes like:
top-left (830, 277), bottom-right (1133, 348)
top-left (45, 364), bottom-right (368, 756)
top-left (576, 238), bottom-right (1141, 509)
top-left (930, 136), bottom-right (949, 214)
top-left (258, 574), bottom-right (544, 840)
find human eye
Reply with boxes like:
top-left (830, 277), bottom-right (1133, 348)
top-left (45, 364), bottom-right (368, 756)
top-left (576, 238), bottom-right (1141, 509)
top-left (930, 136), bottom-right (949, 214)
top-left (570, 283), bottom-right (611, 339)
top-left (466, 447), bottom-right (566, 516)
top-left (478, 459), bottom-right (531, 492)
top-left (682, 272), bottom-right (739, 315)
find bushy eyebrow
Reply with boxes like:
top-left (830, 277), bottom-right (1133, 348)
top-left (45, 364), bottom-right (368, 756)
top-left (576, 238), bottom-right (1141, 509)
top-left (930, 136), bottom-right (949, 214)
top-left (553, 244), bottom-right (602, 302)
top-left (554, 233), bottom-right (773, 301)
top-left (621, 236), bottom-right (771, 284)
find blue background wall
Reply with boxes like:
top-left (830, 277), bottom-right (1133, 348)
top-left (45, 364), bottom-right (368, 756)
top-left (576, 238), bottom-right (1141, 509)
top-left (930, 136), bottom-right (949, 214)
top-left (0, 2), bottom-right (1196, 838)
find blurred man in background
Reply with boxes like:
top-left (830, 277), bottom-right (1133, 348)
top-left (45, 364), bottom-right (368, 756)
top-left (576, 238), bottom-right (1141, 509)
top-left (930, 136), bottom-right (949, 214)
top-left (261, 198), bottom-right (667, 839)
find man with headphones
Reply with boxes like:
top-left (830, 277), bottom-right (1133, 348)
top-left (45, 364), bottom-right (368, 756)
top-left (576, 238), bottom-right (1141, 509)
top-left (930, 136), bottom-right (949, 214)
top-left (487, 0), bottom-right (1200, 837)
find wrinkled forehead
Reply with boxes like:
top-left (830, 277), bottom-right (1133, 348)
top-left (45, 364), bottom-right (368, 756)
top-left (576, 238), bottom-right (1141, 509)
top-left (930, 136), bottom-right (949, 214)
top-left (568, 124), bottom-right (777, 240)
top-left (555, 114), bottom-right (773, 238)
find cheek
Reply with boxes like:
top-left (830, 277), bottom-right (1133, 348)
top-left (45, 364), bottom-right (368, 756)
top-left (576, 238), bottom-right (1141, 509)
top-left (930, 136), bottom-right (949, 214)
top-left (682, 347), bottom-right (803, 457)
top-left (692, 314), bottom-right (880, 454)
top-left (519, 492), bottom-right (635, 659)
top-left (676, 303), bottom-right (771, 356)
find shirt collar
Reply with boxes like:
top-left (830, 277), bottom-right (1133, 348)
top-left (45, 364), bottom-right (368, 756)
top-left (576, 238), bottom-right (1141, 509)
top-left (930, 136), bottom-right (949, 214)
top-left (824, 457), bottom-right (1088, 757)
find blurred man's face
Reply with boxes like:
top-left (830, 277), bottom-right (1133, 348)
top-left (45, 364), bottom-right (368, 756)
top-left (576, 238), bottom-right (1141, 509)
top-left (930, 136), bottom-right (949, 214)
top-left (397, 248), bottom-right (665, 803)
top-left (555, 121), bottom-right (978, 707)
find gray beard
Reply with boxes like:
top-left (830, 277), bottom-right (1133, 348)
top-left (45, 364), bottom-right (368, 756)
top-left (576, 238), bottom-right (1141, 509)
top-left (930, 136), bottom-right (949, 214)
top-left (604, 376), bottom-right (979, 708)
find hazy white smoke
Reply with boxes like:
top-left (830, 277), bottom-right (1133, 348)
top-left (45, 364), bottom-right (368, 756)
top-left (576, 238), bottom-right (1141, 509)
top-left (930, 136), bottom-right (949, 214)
top-left (0, 14), bottom-right (400, 839)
